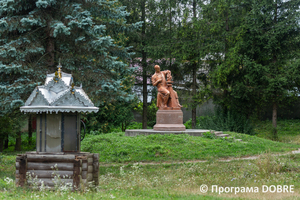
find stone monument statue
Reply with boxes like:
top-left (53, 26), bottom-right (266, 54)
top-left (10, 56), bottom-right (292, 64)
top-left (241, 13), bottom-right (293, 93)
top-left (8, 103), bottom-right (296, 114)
top-left (151, 65), bottom-right (182, 109)
top-left (151, 65), bottom-right (185, 131)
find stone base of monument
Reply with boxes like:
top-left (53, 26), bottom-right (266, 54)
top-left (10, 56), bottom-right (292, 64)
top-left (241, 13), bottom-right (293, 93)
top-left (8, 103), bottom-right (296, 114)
top-left (125, 129), bottom-right (211, 136)
top-left (16, 152), bottom-right (99, 189)
top-left (153, 109), bottom-right (186, 131)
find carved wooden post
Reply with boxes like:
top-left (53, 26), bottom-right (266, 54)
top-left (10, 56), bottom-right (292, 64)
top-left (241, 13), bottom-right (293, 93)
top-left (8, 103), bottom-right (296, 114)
top-left (16, 155), bottom-right (27, 186)
top-left (73, 159), bottom-right (81, 189)
top-left (93, 153), bottom-right (99, 185)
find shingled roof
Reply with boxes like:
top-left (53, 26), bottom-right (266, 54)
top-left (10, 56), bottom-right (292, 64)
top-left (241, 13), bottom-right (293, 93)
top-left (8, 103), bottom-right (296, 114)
top-left (20, 66), bottom-right (99, 114)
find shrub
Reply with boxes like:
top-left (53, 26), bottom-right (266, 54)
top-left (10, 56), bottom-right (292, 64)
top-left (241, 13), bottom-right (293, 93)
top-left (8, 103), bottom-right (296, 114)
top-left (134, 100), bottom-right (158, 127)
top-left (202, 132), bottom-right (216, 139)
top-left (184, 107), bottom-right (255, 135)
top-left (83, 100), bottom-right (137, 133)
top-left (184, 118), bottom-right (200, 129)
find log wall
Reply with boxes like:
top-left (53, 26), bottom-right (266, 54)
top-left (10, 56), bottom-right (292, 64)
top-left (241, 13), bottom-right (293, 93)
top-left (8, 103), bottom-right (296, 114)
top-left (16, 152), bottom-right (99, 189)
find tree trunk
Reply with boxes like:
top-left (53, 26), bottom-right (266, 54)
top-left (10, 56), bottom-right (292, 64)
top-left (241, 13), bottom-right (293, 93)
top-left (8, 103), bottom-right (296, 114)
top-left (142, 60), bottom-right (147, 129)
top-left (192, 108), bottom-right (196, 129)
top-left (47, 36), bottom-right (55, 68)
top-left (28, 114), bottom-right (32, 145)
top-left (0, 138), bottom-right (3, 152)
top-left (15, 131), bottom-right (22, 151)
top-left (141, 0), bottom-right (148, 129)
top-left (142, 68), bottom-right (147, 128)
top-left (47, 20), bottom-right (55, 70)
top-left (192, 65), bottom-right (197, 129)
top-left (272, 2), bottom-right (278, 140)
top-left (225, 11), bottom-right (229, 58)
top-left (4, 133), bottom-right (8, 149)
top-left (191, 0), bottom-right (197, 129)
top-left (272, 102), bottom-right (278, 140)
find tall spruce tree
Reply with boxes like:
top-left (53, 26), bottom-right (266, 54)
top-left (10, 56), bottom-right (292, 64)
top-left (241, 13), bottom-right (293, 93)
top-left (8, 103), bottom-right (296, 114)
top-left (0, 0), bottom-right (142, 115)
top-left (211, 0), bottom-right (300, 138)
top-left (202, 0), bottom-right (249, 113)
top-left (0, 0), bottom-right (141, 147)
top-left (120, 0), bottom-right (171, 128)
top-left (119, 0), bottom-right (147, 128)
top-left (122, 0), bottom-right (211, 128)
top-left (170, 0), bottom-right (211, 128)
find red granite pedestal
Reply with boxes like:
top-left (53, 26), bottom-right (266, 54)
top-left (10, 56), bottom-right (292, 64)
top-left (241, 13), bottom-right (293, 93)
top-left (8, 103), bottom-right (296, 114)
top-left (153, 108), bottom-right (186, 131)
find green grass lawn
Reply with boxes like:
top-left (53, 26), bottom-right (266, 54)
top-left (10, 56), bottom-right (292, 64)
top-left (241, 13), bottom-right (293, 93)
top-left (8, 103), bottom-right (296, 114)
top-left (81, 131), bottom-right (299, 163)
top-left (1, 119), bottom-right (300, 199)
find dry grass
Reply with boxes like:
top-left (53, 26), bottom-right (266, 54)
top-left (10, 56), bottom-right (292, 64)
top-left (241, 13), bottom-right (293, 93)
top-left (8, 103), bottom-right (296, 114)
top-left (1, 151), bottom-right (299, 199)
top-left (95, 152), bottom-right (300, 199)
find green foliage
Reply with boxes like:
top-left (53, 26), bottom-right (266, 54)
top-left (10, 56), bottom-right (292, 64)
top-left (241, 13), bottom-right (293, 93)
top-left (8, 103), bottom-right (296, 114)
top-left (0, 0), bottom-right (142, 115)
top-left (134, 100), bottom-right (158, 127)
top-left (255, 119), bottom-right (300, 143)
top-left (0, 154), bottom-right (15, 180)
top-left (145, 144), bottom-right (168, 157)
top-left (184, 117), bottom-right (200, 129)
top-left (86, 121), bottom-right (151, 135)
top-left (83, 99), bottom-right (137, 133)
top-left (2, 132), bottom-right (36, 152)
top-left (0, 112), bottom-right (27, 151)
top-left (0, 116), bottom-right (13, 141)
top-left (208, 0), bottom-right (300, 119)
top-left (81, 131), bottom-right (297, 163)
top-left (199, 110), bottom-right (255, 135)
top-left (0, 0), bottom-right (142, 150)
top-left (126, 122), bottom-right (152, 130)
top-left (169, 1), bottom-right (212, 119)
top-left (185, 108), bottom-right (255, 135)
top-left (202, 132), bottom-right (216, 139)
top-left (126, 122), bottom-right (143, 130)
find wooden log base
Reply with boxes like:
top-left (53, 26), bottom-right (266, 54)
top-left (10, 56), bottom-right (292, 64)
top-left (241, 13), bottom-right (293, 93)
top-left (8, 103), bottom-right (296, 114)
top-left (28, 178), bottom-right (73, 187)
top-left (16, 152), bottom-right (99, 188)
top-left (27, 154), bottom-right (76, 162)
top-left (28, 162), bottom-right (74, 171)
top-left (27, 170), bottom-right (73, 178)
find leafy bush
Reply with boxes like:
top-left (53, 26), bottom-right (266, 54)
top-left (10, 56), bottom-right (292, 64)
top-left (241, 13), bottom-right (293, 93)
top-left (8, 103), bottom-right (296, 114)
top-left (126, 122), bottom-right (152, 130)
top-left (86, 122), bottom-right (151, 136)
top-left (185, 107), bottom-right (255, 135)
top-left (202, 132), bottom-right (216, 139)
top-left (126, 122), bottom-right (143, 129)
top-left (2, 132), bottom-right (36, 152)
top-left (83, 100), bottom-right (137, 133)
top-left (134, 100), bottom-right (158, 127)
top-left (184, 118), bottom-right (200, 129)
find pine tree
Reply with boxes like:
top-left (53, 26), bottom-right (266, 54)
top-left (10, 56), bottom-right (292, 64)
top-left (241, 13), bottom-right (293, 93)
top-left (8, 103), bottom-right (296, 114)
top-left (211, 0), bottom-right (300, 138)
top-left (122, 0), bottom-right (212, 128)
top-left (203, 0), bottom-right (249, 113)
top-left (120, 0), bottom-right (164, 128)
top-left (0, 0), bottom-right (142, 115)
top-left (170, 0), bottom-right (211, 128)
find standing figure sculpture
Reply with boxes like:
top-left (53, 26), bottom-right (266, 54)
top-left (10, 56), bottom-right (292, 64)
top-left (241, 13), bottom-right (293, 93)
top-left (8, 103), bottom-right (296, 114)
top-left (151, 65), bottom-right (182, 109)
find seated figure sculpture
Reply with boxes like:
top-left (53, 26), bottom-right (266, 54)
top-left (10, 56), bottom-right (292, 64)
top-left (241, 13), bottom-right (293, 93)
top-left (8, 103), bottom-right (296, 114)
top-left (151, 65), bottom-right (182, 109)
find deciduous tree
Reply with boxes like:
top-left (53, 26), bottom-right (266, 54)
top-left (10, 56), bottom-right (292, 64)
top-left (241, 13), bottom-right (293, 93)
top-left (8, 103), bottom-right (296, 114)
top-left (211, 0), bottom-right (300, 138)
